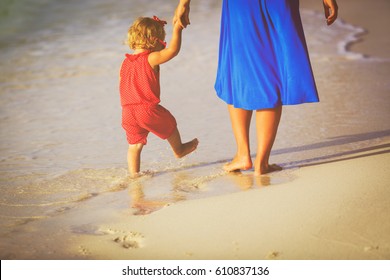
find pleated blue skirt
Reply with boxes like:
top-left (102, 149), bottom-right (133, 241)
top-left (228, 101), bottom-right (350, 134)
top-left (214, 0), bottom-right (319, 110)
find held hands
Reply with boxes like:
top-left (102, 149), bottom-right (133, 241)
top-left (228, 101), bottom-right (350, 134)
top-left (323, 0), bottom-right (338, 25)
top-left (173, 0), bottom-right (191, 28)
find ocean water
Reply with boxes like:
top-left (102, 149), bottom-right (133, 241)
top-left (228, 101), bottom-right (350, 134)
top-left (0, 0), bottom-right (384, 251)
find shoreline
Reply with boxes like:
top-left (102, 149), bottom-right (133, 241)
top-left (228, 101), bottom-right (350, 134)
top-left (74, 148), bottom-right (390, 260)
top-left (300, 0), bottom-right (390, 59)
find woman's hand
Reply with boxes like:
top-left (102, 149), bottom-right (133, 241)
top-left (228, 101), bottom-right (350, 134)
top-left (323, 0), bottom-right (338, 25)
top-left (173, 0), bottom-right (191, 28)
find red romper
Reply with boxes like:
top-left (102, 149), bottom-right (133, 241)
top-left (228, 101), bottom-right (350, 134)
top-left (120, 51), bottom-right (177, 145)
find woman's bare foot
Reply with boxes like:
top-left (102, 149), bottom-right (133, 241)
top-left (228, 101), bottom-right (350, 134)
top-left (174, 138), bottom-right (199, 158)
top-left (223, 156), bottom-right (253, 172)
top-left (254, 163), bottom-right (282, 176)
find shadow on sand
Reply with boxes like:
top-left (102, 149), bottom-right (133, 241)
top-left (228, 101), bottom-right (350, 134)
top-left (152, 129), bottom-right (390, 175)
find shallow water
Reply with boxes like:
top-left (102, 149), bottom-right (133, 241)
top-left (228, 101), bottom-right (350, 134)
top-left (1, 0), bottom-right (389, 258)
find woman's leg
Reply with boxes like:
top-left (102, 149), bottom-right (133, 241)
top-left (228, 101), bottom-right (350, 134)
top-left (224, 105), bottom-right (253, 172)
top-left (254, 106), bottom-right (282, 175)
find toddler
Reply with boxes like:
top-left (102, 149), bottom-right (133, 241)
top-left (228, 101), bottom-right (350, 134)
top-left (119, 16), bottom-right (198, 177)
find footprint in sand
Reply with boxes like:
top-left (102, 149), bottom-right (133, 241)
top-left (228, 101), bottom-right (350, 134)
top-left (95, 227), bottom-right (145, 249)
top-left (266, 251), bottom-right (280, 259)
top-left (78, 245), bottom-right (90, 256)
top-left (113, 232), bottom-right (145, 249)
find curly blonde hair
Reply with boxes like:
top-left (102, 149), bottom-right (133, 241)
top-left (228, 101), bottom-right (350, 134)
top-left (126, 17), bottom-right (166, 50)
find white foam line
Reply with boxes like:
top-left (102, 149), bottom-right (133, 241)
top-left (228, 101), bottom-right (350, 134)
top-left (302, 9), bottom-right (389, 62)
top-left (335, 19), bottom-right (367, 60)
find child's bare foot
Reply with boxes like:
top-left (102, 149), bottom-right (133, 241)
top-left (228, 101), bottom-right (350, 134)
top-left (223, 156), bottom-right (253, 172)
top-left (128, 172), bottom-right (140, 179)
top-left (128, 170), bottom-right (153, 179)
top-left (174, 138), bottom-right (199, 158)
top-left (254, 163), bottom-right (282, 176)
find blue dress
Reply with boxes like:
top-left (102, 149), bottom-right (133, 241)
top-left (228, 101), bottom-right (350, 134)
top-left (215, 0), bottom-right (319, 110)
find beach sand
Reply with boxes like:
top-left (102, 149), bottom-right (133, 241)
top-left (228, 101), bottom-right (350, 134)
top-left (71, 149), bottom-right (390, 260)
top-left (0, 0), bottom-right (389, 260)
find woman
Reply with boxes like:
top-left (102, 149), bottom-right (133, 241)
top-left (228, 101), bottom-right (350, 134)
top-left (174, 0), bottom-right (338, 175)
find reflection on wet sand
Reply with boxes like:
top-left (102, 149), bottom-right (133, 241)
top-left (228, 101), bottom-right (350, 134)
top-left (129, 182), bottom-right (173, 215)
top-left (127, 169), bottom-right (293, 215)
top-left (128, 172), bottom-right (195, 215)
top-left (226, 171), bottom-right (272, 190)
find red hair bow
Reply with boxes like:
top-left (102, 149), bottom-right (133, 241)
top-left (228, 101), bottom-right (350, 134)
top-left (153, 15), bottom-right (167, 26)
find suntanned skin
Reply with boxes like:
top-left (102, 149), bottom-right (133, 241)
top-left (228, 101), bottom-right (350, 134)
top-left (128, 21), bottom-right (198, 178)
top-left (173, 0), bottom-right (338, 175)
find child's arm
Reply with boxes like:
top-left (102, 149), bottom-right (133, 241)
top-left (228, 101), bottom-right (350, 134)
top-left (148, 23), bottom-right (183, 68)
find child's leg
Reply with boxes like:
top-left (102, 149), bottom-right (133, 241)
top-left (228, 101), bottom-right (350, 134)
top-left (127, 143), bottom-right (144, 178)
top-left (223, 105), bottom-right (253, 172)
top-left (254, 106), bottom-right (282, 175)
top-left (167, 127), bottom-right (198, 158)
